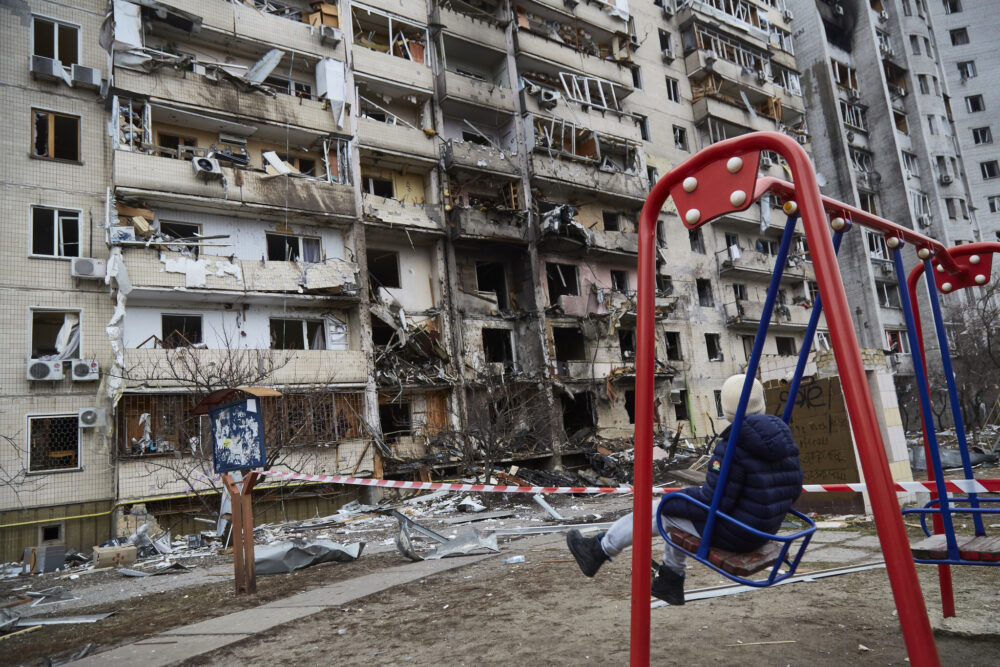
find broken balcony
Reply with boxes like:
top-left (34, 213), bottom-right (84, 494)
top-left (357, 117), bottom-right (439, 162)
top-left (716, 247), bottom-right (810, 283)
top-left (442, 140), bottom-right (520, 177)
top-left (437, 68), bottom-right (518, 113)
top-left (352, 3), bottom-right (432, 91)
top-left (362, 194), bottom-right (444, 232)
top-left (114, 68), bottom-right (340, 138)
top-left (677, 1), bottom-right (771, 48)
top-left (515, 32), bottom-right (632, 91)
top-left (113, 150), bottom-right (356, 220)
top-left (530, 154), bottom-right (645, 204)
top-left (723, 299), bottom-right (817, 333)
top-left (435, 4), bottom-right (507, 51)
top-left (448, 207), bottom-right (528, 243)
top-left (120, 248), bottom-right (360, 303)
top-left (146, 0), bottom-right (342, 56)
top-left (123, 348), bottom-right (368, 389)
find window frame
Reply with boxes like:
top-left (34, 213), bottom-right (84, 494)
top-left (981, 161), bottom-right (1000, 180)
top-left (31, 14), bottom-right (81, 67)
top-left (266, 232), bottom-right (322, 263)
top-left (664, 76), bottom-right (680, 103)
top-left (972, 127), bottom-right (992, 145)
top-left (949, 28), bottom-right (969, 46)
top-left (30, 307), bottom-right (82, 359)
top-left (29, 205), bottom-right (81, 259)
top-left (31, 108), bottom-right (81, 163)
top-left (161, 313), bottom-right (204, 349)
top-left (26, 413), bottom-right (82, 474)
top-left (270, 318), bottom-right (327, 350)
top-left (966, 95), bottom-right (985, 113)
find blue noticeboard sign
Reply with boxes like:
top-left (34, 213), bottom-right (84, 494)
top-left (211, 398), bottom-right (266, 474)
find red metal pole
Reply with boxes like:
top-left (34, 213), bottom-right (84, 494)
top-left (635, 132), bottom-right (939, 666)
top-left (630, 164), bottom-right (660, 667)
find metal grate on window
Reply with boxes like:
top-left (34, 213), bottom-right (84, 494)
top-left (29, 416), bottom-right (79, 472)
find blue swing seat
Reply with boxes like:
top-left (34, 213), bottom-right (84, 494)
top-left (657, 492), bottom-right (817, 587)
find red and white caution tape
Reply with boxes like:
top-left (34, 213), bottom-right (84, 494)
top-left (261, 469), bottom-right (1000, 495)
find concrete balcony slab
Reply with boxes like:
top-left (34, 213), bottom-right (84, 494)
top-left (442, 140), bottom-right (520, 177)
top-left (352, 46), bottom-right (433, 91)
top-left (113, 151), bottom-right (356, 220)
top-left (357, 117), bottom-right (439, 162)
top-left (530, 153), bottom-right (646, 203)
top-left (437, 70), bottom-right (517, 113)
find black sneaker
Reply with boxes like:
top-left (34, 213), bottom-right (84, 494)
top-left (651, 564), bottom-right (685, 605)
top-left (566, 529), bottom-right (609, 577)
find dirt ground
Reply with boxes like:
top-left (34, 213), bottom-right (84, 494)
top-left (2, 494), bottom-right (998, 666)
top-left (180, 541), bottom-right (998, 667)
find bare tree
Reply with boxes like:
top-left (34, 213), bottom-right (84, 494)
top-left (426, 369), bottom-right (554, 486)
top-left (929, 276), bottom-right (1000, 444)
top-left (0, 431), bottom-right (46, 506)
top-left (113, 328), bottom-right (365, 516)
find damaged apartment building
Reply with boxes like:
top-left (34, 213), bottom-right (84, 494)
top-left (2, 0), bottom-right (831, 559)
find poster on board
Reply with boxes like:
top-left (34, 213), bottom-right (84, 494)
top-left (211, 398), bottom-right (266, 474)
top-left (765, 377), bottom-right (864, 514)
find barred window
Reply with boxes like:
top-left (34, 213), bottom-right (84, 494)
top-left (29, 415), bottom-right (79, 472)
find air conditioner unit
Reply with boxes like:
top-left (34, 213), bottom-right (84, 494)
top-left (71, 360), bottom-right (100, 381)
top-left (669, 389), bottom-right (683, 404)
top-left (833, 4), bottom-right (844, 16)
top-left (940, 174), bottom-right (954, 185)
top-left (760, 156), bottom-right (774, 169)
top-left (795, 134), bottom-right (809, 145)
top-left (662, 4), bottom-right (674, 19)
top-left (845, 130), bottom-right (856, 143)
top-left (71, 64), bottom-right (101, 89)
top-left (879, 11), bottom-right (889, 22)
top-left (847, 90), bottom-right (861, 102)
top-left (78, 407), bottom-right (107, 429)
top-left (27, 359), bottom-right (64, 381)
top-left (538, 89), bottom-right (560, 109)
top-left (218, 132), bottom-right (247, 147)
top-left (704, 54), bottom-right (716, 70)
top-left (661, 48), bottom-right (675, 63)
top-left (756, 70), bottom-right (768, 84)
top-left (30, 55), bottom-right (63, 82)
top-left (783, 9), bottom-right (794, 22)
top-left (70, 257), bottom-right (107, 279)
top-left (918, 214), bottom-right (931, 228)
top-left (192, 156), bottom-right (223, 179)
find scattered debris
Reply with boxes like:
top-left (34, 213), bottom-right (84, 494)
top-left (26, 587), bottom-right (79, 607)
top-left (533, 494), bottom-right (565, 521)
top-left (16, 613), bottom-right (115, 626)
top-left (255, 540), bottom-right (364, 575)
top-left (503, 555), bottom-right (525, 564)
top-left (392, 510), bottom-right (498, 561)
top-left (119, 562), bottom-right (191, 577)
top-left (457, 496), bottom-right (486, 513)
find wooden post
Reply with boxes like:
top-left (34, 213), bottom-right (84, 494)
top-left (222, 471), bottom-right (259, 595)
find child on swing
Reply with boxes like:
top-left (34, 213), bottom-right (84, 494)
top-left (566, 375), bottom-right (803, 604)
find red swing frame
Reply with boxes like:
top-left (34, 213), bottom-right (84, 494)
top-left (630, 131), bottom-right (963, 667)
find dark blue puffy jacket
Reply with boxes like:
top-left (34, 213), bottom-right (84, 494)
top-left (660, 413), bottom-right (803, 552)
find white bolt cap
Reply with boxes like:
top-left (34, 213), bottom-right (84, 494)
top-left (917, 248), bottom-right (931, 259)
top-left (970, 254), bottom-right (981, 265)
top-left (831, 217), bottom-right (845, 231)
top-left (942, 282), bottom-right (953, 292)
top-left (936, 264), bottom-right (944, 272)
top-left (683, 177), bottom-right (698, 193)
top-left (730, 190), bottom-right (747, 207)
top-left (685, 208), bottom-right (701, 225)
top-left (975, 274), bottom-right (987, 284)
top-left (727, 157), bottom-right (743, 173)
top-left (887, 236), bottom-right (901, 248)
top-left (782, 200), bottom-right (798, 215)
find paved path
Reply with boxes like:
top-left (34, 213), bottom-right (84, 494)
top-left (69, 555), bottom-right (490, 666)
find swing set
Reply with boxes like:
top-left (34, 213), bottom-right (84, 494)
top-left (630, 131), bottom-right (998, 667)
